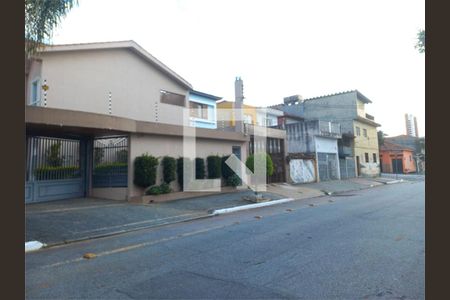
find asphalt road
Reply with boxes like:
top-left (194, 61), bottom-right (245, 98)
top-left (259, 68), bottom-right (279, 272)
top-left (26, 181), bottom-right (424, 299)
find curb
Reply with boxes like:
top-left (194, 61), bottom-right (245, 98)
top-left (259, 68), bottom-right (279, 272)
top-left (35, 214), bottom-right (214, 249)
top-left (385, 179), bottom-right (404, 184)
top-left (210, 198), bottom-right (295, 216)
top-left (25, 241), bottom-right (46, 252)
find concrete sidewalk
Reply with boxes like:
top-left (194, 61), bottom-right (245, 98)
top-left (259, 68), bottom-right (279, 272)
top-left (266, 177), bottom-right (391, 198)
top-left (26, 190), bottom-right (284, 246)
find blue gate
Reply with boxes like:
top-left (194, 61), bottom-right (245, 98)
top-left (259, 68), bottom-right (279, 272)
top-left (92, 137), bottom-right (128, 188)
top-left (25, 136), bottom-right (86, 203)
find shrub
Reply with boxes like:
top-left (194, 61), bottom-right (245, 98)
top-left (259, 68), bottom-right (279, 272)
top-left (133, 154), bottom-right (158, 188)
top-left (195, 157), bottom-right (205, 179)
top-left (227, 174), bottom-right (242, 187)
top-left (177, 157), bottom-right (192, 189)
top-left (46, 142), bottom-right (64, 167)
top-left (145, 183), bottom-right (171, 195)
top-left (245, 153), bottom-right (274, 177)
top-left (221, 155), bottom-right (234, 180)
top-left (207, 155), bottom-right (222, 179)
top-left (162, 156), bottom-right (176, 184)
top-left (145, 185), bottom-right (162, 195)
top-left (160, 182), bottom-right (171, 194)
top-left (34, 166), bottom-right (80, 180)
top-left (94, 162), bottom-right (127, 174)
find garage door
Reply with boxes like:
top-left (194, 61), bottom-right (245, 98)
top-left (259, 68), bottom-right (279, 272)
top-left (25, 136), bottom-right (86, 203)
top-left (317, 153), bottom-right (339, 181)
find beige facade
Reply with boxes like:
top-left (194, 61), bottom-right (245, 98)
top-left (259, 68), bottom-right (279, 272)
top-left (128, 133), bottom-right (248, 198)
top-left (25, 41), bottom-right (253, 202)
top-left (353, 119), bottom-right (380, 177)
top-left (26, 41), bottom-right (191, 127)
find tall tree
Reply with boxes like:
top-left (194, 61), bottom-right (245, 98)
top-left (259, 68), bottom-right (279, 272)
top-left (377, 130), bottom-right (387, 146)
top-left (25, 0), bottom-right (78, 57)
top-left (415, 29), bottom-right (425, 53)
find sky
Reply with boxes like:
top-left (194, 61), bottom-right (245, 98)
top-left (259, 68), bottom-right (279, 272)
top-left (52, 0), bottom-right (425, 137)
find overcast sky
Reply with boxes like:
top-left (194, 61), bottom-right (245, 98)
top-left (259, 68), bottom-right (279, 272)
top-left (52, 0), bottom-right (425, 137)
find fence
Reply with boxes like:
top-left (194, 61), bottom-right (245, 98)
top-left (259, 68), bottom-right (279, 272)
top-left (92, 136), bottom-right (128, 187)
top-left (26, 136), bottom-right (81, 181)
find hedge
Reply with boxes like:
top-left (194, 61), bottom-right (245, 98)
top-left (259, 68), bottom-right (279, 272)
top-left (221, 155), bottom-right (235, 180)
top-left (162, 156), bottom-right (176, 184)
top-left (133, 154), bottom-right (158, 188)
top-left (34, 166), bottom-right (80, 180)
top-left (195, 158), bottom-right (205, 179)
top-left (207, 155), bottom-right (222, 179)
top-left (145, 183), bottom-right (172, 195)
top-left (94, 162), bottom-right (127, 174)
top-left (177, 157), bottom-right (192, 189)
top-left (245, 153), bottom-right (274, 177)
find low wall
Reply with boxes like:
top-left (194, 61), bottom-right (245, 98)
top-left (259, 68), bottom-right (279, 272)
top-left (91, 187), bottom-right (128, 201)
top-left (128, 133), bottom-right (248, 199)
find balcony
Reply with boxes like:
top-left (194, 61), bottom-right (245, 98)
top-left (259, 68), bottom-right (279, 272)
top-left (318, 120), bottom-right (342, 138)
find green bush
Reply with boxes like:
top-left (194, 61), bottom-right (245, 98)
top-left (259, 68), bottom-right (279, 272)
top-left (34, 166), bottom-right (80, 180)
top-left (160, 182), bottom-right (171, 194)
top-left (145, 185), bottom-right (162, 195)
top-left (207, 155), bottom-right (222, 179)
top-left (195, 158), bottom-right (205, 179)
top-left (226, 174), bottom-right (242, 187)
top-left (46, 142), bottom-right (64, 167)
top-left (94, 162), bottom-right (127, 174)
top-left (145, 183), bottom-right (171, 195)
top-left (162, 156), bottom-right (176, 184)
top-left (133, 154), bottom-right (158, 188)
top-left (222, 155), bottom-right (240, 182)
top-left (177, 157), bottom-right (192, 189)
top-left (245, 153), bottom-right (274, 177)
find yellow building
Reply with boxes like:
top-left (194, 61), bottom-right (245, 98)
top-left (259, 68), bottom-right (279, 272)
top-left (216, 101), bottom-right (258, 126)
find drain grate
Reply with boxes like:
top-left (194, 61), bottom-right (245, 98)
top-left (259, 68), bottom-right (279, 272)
top-left (331, 194), bottom-right (356, 197)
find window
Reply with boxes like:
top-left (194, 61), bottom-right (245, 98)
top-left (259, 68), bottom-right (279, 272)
top-left (356, 126), bottom-right (361, 136)
top-left (30, 78), bottom-right (40, 105)
top-left (373, 153), bottom-right (377, 163)
top-left (160, 90), bottom-right (185, 107)
top-left (363, 128), bottom-right (367, 137)
top-left (365, 153), bottom-right (369, 163)
top-left (189, 102), bottom-right (209, 119)
top-left (244, 114), bottom-right (253, 124)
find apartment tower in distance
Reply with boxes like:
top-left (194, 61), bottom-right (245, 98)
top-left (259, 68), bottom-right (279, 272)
top-left (405, 114), bottom-right (419, 137)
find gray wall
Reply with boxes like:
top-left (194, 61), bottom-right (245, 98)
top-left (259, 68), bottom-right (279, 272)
top-left (276, 91), bottom-right (359, 135)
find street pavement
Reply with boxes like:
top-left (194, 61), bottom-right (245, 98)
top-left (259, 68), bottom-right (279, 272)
top-left (26, 181), bottom-right (424, 299)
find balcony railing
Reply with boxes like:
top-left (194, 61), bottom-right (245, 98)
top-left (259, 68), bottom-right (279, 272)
top-left (318, 121), bottom-right (341, 138)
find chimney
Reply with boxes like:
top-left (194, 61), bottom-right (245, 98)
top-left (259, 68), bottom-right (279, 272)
top-left (234, 77), bottom-right (244, 133)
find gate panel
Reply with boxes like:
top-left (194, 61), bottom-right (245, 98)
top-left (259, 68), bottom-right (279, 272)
top-left (92, 137), bottom-right (128, 188)
top-left (25, 136), bottom-right (84, 203)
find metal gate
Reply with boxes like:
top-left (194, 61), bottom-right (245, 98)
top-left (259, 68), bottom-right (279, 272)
top-left (25, 136), bottom-right (85, 203)
top-left (317, 153), bottom-right (338, 181)
top-left (339, 157), bottom-right (356, 179)
top-left (92, 137), bottom-right (128, 187)
top-left (392, 159), bottom-right (403, 174)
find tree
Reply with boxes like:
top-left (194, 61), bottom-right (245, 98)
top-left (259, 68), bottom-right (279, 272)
top-left (25, 0), bottom-right (78, 57)
top-left (415, 29), bottom-right (425, 53)
top-left (377, 130), bottom-right (387, 146)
